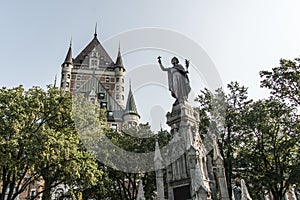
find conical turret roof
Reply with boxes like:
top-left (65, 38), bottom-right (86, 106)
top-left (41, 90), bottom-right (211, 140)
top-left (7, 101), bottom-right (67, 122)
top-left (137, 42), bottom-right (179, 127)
top-left (124, 83), bottom-right (140, 117)
top-left (115, 44), bottom-right (124, 67)
top-left (63, 43), bottom-right (73, 65)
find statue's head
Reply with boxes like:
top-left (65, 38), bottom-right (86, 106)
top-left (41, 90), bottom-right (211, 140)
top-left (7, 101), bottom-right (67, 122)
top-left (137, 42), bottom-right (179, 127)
top-left (171, 57), bottom-right (179, 65)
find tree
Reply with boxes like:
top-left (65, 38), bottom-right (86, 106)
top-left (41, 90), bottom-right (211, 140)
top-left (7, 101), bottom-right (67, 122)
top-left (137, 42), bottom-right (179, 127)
top-left (196, 81), bottom-right (252, 198)
top-left (0, 86), bottom-right (102, 200)
top-left (82, 124), bottom-right (171, 200)
top-left (236, 99), bottom-right (300, 200)
top-left (260, 57), bottom-right (300, 107)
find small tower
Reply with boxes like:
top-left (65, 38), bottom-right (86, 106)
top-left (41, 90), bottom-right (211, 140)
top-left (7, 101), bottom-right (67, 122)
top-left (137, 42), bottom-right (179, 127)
top-left (61, 40), bottom-right (73, 92)
top-left (114, 44), bottom-right (126, 108)
top-left (122, 82), bottom-right (140, 128)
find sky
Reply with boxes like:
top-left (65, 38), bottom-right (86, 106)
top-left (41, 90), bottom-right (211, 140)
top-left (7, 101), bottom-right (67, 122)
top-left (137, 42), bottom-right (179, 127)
top-left (1, 0), bottom-right (300, 131)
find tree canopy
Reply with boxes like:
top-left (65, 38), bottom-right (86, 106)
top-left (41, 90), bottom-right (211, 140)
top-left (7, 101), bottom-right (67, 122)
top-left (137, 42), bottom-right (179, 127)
top-left (0, 86), bottom-right (102, 200)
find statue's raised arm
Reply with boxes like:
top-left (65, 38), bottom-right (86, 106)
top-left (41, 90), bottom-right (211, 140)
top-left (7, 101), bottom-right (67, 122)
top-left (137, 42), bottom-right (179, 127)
top-left (157, 56), bottom-right (168, 71)
top-left (158, 56), bottom-right (191, 104)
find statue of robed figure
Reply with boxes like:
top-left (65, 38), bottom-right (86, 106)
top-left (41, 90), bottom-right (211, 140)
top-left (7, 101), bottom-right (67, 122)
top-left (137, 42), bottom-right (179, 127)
top-left (158, 56), bottom-right (191, 103)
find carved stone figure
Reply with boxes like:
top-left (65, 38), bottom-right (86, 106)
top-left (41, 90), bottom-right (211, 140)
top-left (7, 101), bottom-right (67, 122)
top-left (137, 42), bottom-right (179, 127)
top-left (158, 56), bottom-right (191, 103)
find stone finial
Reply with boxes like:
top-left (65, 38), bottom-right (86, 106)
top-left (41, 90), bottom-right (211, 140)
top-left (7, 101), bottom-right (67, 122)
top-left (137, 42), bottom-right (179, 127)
top-left (136, 180), bottom-right (145, 200)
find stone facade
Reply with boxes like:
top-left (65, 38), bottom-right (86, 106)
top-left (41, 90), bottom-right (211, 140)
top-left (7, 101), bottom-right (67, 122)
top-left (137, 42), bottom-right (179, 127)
top-left (60, 32), bottom-right (140, 131)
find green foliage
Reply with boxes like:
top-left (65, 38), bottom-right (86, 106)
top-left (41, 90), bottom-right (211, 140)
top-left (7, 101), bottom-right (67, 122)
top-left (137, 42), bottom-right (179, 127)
top-left (83, 124), bottom-right (171, 200)
top-left (237, 99), bottom-right (300, 199)
top-left (197, 57), bottom-right (300, 199)
top-left (196, 81), bottom-right (252, 198)
top-left (0, 86), bottom-right (102, 200)
top-left (260, 58), bottom-right (300, 106)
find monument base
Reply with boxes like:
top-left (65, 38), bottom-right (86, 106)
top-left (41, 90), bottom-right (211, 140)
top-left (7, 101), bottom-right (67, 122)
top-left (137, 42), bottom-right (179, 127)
top-left (166, 101), bottom-right (212, 200)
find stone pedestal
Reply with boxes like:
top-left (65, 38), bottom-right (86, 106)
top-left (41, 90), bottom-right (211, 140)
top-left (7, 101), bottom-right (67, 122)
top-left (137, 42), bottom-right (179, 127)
top-left (165, 101), bottom-right (211, 200)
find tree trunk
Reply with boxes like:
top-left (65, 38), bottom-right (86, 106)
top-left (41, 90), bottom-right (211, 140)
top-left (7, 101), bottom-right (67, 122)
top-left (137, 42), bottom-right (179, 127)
top-left (41, 180), bottom-right (52, 200)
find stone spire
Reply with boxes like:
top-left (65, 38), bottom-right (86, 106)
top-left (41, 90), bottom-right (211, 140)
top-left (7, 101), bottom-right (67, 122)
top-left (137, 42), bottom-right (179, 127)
top-left (154, 139), bottom-right (165, 200)
top-left (213, 136), bottom-right (222, 161)
top-left (212, 136), bottom-right (230, 200)
top-left (136, 180), bottom-right (145, 200)
top-left (154, 139), bottom-right (163, 164)
top-left (241, 179), bottom-right (252, 200)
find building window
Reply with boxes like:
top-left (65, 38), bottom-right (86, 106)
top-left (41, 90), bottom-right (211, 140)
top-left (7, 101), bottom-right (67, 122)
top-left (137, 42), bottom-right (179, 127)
top-left (116, 86), bottom-right (119, 91)
top-left (100, 102), bottom-right (107, 109)
top-left (92, 52), bottom-right (97, 57)
top-left (76, 83), bottom-right (80, 89)
top-left (122, 86), bottom-right (124, 92)
top-left (122, 78), bottom-right (124, 83)
top-left (91, 59), bottom-right (98, 67)
top-left (111, 124), bottom-right (117, 131)
top-left (62, 74), bottom-right (64, 79)
top-left (116, 94), bottom-right (119, 100)
top-left (66, 82), bottom-right (69, 87)
top-left (116, 77), bottom-right (119, 82)
top-left (98, 93), bottom-right (105, 100)
top-left (105, 85), bottom-right (109, 90)
top-left (128, 122), bottom-right (132, 128)
top-left (122, 95), bottom-right (124, 100)
top-left (100, 56), bottom-right (104, 60)
top-left (67, 74), bottom-right (71, 79)
top-left (77, 75), bottom-right (81, 80)
top-left (105, 77), bottom-right (110, 83)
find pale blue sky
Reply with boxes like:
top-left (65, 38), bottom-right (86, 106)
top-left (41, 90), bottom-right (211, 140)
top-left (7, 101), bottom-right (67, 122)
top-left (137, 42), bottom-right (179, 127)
top-left (1, 0), bottom-right (300, 130)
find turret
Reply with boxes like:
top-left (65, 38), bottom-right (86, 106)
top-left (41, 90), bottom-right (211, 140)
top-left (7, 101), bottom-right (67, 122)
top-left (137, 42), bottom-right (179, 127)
top-left (122, 82), bottom-right (140, 128)
top-left (114, 44), bottom-right (125, 107)
top-left (61, 40), bottom-right (73, 92)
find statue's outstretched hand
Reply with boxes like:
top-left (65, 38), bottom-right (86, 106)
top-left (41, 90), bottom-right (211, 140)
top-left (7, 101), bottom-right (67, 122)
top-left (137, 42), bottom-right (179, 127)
top-left (157, 56), bottom-right (162, 65)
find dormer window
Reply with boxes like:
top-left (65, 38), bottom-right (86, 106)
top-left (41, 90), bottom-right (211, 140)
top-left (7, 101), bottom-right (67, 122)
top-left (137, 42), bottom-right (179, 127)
top-left (105, 77), bottom-right (110, 83)
top-left (108, 111), bottom-right (113, 117)
top-left (111, 124), bottom-right (117, 131)
top-left (98, 93), bottom-right (105, 100)
top-left (100, 102), bottom-right (107, 109)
